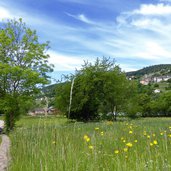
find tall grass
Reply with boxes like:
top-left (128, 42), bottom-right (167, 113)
top-left (9, 117), bottom-right (171, 171)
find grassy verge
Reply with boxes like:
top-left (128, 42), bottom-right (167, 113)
top-left (9, 116), bottom-right (171, 171)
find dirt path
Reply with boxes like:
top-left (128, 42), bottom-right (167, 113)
top-left (0, 135), bottom-right (10, 171)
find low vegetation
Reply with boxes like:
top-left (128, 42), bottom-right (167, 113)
top-left (9, 116), bottom-right (171, 171)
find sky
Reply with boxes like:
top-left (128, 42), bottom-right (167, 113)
top-left (0, 0), bottom-right (171, 82)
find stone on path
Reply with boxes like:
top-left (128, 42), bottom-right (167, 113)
top-left (0, 135), bottom-right (10, 171)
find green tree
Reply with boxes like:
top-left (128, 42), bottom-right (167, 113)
top-left (122, 81), bottom-right (142, 119)
top-left (56, 57), bottom-right (128, 121)
top-left (153, 91), bottom-right (171, 116)
top-left (102, 66), bottom-right (128, 121)
top-left (0, 19), bottom-right (53, 131)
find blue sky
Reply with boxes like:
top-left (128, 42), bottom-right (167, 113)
top-left (1, 0), bottom-right (171, 81)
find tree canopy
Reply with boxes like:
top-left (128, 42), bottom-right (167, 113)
top-left (55, 57), bottom-right (129, 121)
top-left (0, 19), bottom-right (53, 131)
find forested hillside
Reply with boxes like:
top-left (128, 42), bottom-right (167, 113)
top-left (127, 64), bottom-right (171, 77)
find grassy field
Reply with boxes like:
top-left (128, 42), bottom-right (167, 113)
top-left (9, 116), bottom-right (171, 171)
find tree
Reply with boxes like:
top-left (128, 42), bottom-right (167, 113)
top-left (55, 57), bottom-right (128, 121)
top-left (0, 19), bottom-right (53, 131)
top-left (102, 65), bottom-right (128, 121)
top-left (153, 91), bottom-right (171, 116)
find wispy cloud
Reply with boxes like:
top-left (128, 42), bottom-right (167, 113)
top-left (48, 50), bottom-right (93, 71)
top-left (66, 12), bottom-right (96, 25)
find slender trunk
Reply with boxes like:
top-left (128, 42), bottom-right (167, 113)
top-left (113, 106), bottom-right (117, 121)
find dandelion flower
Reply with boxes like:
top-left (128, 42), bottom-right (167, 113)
top-left (114, 150), bottom-right (119, 154)
top-left (124, 148), bottom-right (128, 152)
top-left (160, 132), bottom-right (163, 135)
top-left (126, 142), bottom-right (133, 148)
top-left (153, 140), bottom-right (158, 145)
top-left (95, 127), bottom-right (99, 131)
top-left (152, 134), bottom-right (155, 137)
top-left (147, 135), bottom-right (150, 139)
top-left (100, 131), bottom-right (104, 136)
top-left (123, 140), bottom-right (126, 143)
top-left (88, 145), bottom-right (93, 150)
top-left (83, 135), bottom-right (90, 142)
top-left (129, 130), bottom-right (133, 134)
top-left (86, 137), bottom-right (90, 142)
top-left (84, 135), bottom-right (88, 140)
top-left (150, 143), bottom-right (153, 146)
top-left (134, 140), bottom-right (138, 143)
top-left (168, 134), bottom-right (171, 138)
top-left (121, 137), bottom-right (124, 140)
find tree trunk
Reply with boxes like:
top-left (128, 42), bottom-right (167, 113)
top-left (113, 106), bottom-right (117, 121)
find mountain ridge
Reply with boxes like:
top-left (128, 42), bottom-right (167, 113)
top-left (126, 64), bottom-right (171, 77)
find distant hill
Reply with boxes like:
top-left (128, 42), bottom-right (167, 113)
top-left (41, 64), bottom-right (171, 97)
top-left (126, 64), bottom-right (171, 77)
top-left (41, 84), bottom-right (57, 98)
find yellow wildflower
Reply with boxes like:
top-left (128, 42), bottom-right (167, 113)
top-left (144, 131), bottom-right (147, 136)
top-left (153, 140), bottom-right (158, 145)
top-left (114, 150), bottom-right (119, 154)
top-left (134, 140), bottom-right (138, 143)
top-left (88, 145), bottom-right (93, 150)
top-left (83, 135), bottom-right (90, 142)
top-left (123, 140), bottom-right (126, 143)
top-left (150, 143), bottom-right (153, 146)
top-left (100, 131), bottom-right (104, 136)
top-left (126, 142), bottom-right (133, 148)
top-left (86, 137), bottom-right (90, 142)
top-left (52, 141), bottom-right (56, 144)
top-left (95, 127), bottom-right (99, 131)
top-left (160, 132), bottom-right (163, 135)
top-left (124, 148), bottom-right (128, 152)
top-left (84, 135), bottom-right (88, 140)
top-left (147, 135), bottom-right (150, 139)
top-left (168, 134), bottom-right (171, 138)
top-left (129, 130), bottom-right (133, 134)
top-left (152, 134), bottom-right (155, 137)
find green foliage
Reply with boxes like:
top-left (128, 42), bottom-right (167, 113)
top-left (153, 91), bottom-right (171, 116)
top-left (55, 57), bottom-right (128, 121)
top-left (167, 78), bottom-right (171, 83)
top-left (0, 19), bottom-right (53, 131)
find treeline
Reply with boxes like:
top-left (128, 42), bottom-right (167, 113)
top-left (127, 64), bottom-right (171, 77)
top-left (54, 58), bottom-right (171, 121)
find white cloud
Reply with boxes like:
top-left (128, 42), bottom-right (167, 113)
top-left (48, 50), bottom-right (93, 71)
top-left (133, 3), bottom-right (171, 16)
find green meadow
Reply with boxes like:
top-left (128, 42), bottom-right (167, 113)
top-left (9, 116), bottom-right (171, 171)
